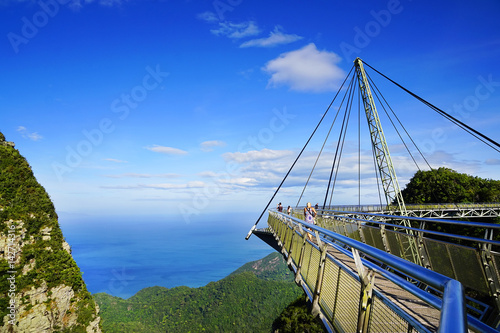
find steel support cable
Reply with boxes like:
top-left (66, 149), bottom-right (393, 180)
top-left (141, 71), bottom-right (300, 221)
top-left (368, 77), bottom-right (421, 171)
top-left (366, 69), bottom-right (442, 205)
top-left (328, 83), bottom-right (356, 208)
top-left (358, 87), bottom-right (361, 206)
top-left (323, 107), bottom-right (347, 209)
top-left (363, 61), bottom-right (500, 154)
top-left (323, 79), bottom-right (356, 209)
top-left (296, 71), bottom-right (357, 208)
top-left (366, 72), bottom-right (433, 171)
top-left (245, 65), bottom-right (355, 240)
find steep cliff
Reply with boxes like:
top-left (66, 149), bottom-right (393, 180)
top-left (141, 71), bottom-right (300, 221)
top-left (0, 132), bottom-right (101, 332)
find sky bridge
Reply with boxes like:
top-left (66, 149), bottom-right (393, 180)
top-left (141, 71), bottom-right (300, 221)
top-left (246, 58), bottom-right (500, 332)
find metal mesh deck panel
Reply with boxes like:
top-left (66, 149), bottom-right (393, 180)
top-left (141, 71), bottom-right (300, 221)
top-left (368, 297), bottom-right (412, 333)
top-left (283, 224), bottom-right (293, 254)
top-left (333, 270), bottom-right (360, 333)
top-left (306, 244), bottom-right (321, 292)
top-left (448, 243), bottom-right (489, 294)
top-left (385, 229), bottom-right (403, 258)
top-left (362, 225), bottom-right (376, 247)
top-left (303, 242), bottom-right (318, 291)
top-left (301, 242), bottom-right (312, 287)
top-left (319, 258), bottom-right (340, 321)
top-left (366, 226), bottom-right (386, 251)
top-left (291, 231), bottom-right (302, 265)
top-left (424, 238), bottom-right (456, 278)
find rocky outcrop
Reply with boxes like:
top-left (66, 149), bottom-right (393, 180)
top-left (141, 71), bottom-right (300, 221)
top-left (0, 132), bottom-right (101, 332)
top-left (1, 282), bottom-right (101, 333)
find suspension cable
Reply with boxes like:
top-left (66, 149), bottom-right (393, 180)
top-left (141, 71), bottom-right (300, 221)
top-left (358, 86), bottom-right (361, 206)
top-left (328, 81), bottom-right (356, 208)
top-left (323, 76), bottom-right (356, 209)
top-left (246, 65), bottom-right (355, 240)
top-left (363, 61), bottom-right (500, 154)
top-left (296, 71), bottom-right (357, 208)
top-left (366, 72), bottom-right (432, 171)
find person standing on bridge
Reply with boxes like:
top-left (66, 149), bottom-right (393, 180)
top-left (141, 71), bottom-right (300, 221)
top-left (277, 202), bottom-right (283, 212)
top-left (304, 202), bottom-right (317, 224)
top-left (304, 202), bottom-right (317, 241)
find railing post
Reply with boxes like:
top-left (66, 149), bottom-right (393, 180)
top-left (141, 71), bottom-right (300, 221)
top-left (417, 221), bottom-right (431, 269)
top-left (281, 219), bottom-right (293, 257)
top-left (287, 225), bottom-right (298, 266)
top-left (352, 249), bottom-right (375, 333)
top-left (357, 217), bottom-right (366, 243)
top-left (379, 224), bottom-right (391, 254)
top-left (311, 243), bottom-right (328, 317)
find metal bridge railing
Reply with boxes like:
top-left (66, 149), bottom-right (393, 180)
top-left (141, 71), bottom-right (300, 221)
top-left (317, 203), bottom-right (500, 219)
top-left (306, 208), bottom-right (500, 323)
top-left (266, 210), bottom-right (498, 333)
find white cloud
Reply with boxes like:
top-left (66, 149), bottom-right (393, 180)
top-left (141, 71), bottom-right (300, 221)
top-left (240, 26), bottom-right (302, 48)
top-left (103, 158), bottom-right (127, 163)
top-left (223, 148), bottom-right (294, 163)
top-left (200, 140), bottom-right (226, 152)
top-left (102, 181), bottom-right (206, 190)
top-left (263, 43), bottom-right (346, 92)
top-left (104, 173), bottom-right (180, 178)
top-left (486, 158), bottom-right (500, 165)
top-left (210, 21), bottom-right (260, 39)
top-left (197, 11), bottom-right (219, 23)
top-left (67, 0), bottom-right (125, 10)
top-left (146, 145), bottom-right (188, 155)
top-left (17, 126), bottom-right (43, 141)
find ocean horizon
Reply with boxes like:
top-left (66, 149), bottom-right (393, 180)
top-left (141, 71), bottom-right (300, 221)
top-left (59, 212), bottom-right (274, 299)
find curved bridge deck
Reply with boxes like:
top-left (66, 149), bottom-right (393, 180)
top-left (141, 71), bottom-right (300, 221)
top-left (254, 210), bottom-right (500, 332)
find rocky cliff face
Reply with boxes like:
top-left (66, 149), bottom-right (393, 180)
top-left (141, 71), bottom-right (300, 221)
top-left (0, 132), bottom-right (101, 332)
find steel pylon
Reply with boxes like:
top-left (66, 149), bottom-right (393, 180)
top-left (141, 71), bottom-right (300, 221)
top-left (354, 58), bottom-right (420, 265)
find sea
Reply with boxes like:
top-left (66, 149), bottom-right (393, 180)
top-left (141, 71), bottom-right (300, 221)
top-left (58, 212), bottom-right (274, 299)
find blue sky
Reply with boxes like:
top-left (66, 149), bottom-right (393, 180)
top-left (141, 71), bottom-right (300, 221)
top-left (1, 0), bottom-right (500, 222)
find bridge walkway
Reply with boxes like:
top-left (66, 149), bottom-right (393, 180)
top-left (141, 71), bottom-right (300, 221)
top-left (254, 210), bottom-right (499, 332)
top-left (322, 243), bottom-right (441, 332)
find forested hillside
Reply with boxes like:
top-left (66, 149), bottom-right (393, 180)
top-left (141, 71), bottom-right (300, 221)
top-left (94, 252), bottom-right (316, 332)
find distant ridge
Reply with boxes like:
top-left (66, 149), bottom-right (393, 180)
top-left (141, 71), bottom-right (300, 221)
top-left (229, 251), bottom-right (295, 281)
top-left (94, 252), bottom-right (303, 332)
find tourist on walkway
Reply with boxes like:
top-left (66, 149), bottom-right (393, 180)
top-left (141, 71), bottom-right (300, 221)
top-left (304, 202), bottom-right (317, 240)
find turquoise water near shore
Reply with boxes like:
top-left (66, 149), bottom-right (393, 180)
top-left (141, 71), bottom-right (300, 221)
top-left (59, 213), bottom-right (273, 299)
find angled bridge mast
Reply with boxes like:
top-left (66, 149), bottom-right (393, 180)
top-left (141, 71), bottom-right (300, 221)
top-left (354, 58), bottom-right (420, 265)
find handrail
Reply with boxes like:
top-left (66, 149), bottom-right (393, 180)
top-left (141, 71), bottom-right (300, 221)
top-left (270, 211), bottom-right (472, 332)
top-left (323, 209), bottom-right (500, 230)
top-left (324, 212), bottom-right (500, 247)
top-left (318, 203), bottom-right (500, 211)
top-left (291, 207), bottom-right (500, 249)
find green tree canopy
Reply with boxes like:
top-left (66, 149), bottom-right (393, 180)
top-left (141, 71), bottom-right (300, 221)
top-left (400, 167), bottom-right (500, 204)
